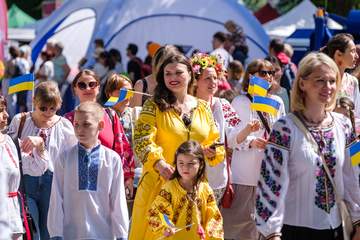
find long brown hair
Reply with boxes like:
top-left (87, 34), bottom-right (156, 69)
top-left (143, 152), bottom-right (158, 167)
top-left (241, 59), bottom-right (276, 93)
top-left (318, 33), bottom-right (354, 59)
top-left (335, 97), bottom-right (356, 132)
top-left (170, 141), bottom-right (206, 192)
top-left (154, 54), bottom-right (195, 115)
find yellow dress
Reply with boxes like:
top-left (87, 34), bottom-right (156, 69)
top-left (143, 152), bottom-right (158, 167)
top-left (147, 178), bottom-right (223, 239)
top-left (129, 98), bottom-right (225, 240)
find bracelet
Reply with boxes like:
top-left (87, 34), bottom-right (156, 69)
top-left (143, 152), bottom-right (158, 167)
top-left (36, 148), bottom-right (45, 153)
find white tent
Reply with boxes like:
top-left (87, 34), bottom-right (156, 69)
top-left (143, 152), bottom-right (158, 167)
top-left (30, 0), bottom-right (269, 80)
top-left (263, 0), bottom-right (343, 40)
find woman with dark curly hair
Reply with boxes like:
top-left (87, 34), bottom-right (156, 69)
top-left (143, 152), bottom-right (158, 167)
top-left (129, 50), bottom-right (225, 240)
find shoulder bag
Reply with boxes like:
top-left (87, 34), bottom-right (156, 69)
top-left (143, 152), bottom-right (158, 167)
top-left (9, 112), bottom-right (37, 240)
top-left (289, 112), bottom-right (353, 240)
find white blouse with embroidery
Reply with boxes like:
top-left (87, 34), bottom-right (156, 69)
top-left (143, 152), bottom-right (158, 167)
top-left (230, 94), bottom-right (285, 186)
top-left (48, 143), bottom-right (129, 239)
top-left (255, 113), bottom-right (360, 239)
top-left (8, 112), bottom-right (78, 172)
top-left (1, 135), bottom-right (50, 233)
top-left (207, 97), bottom-right (242, 190)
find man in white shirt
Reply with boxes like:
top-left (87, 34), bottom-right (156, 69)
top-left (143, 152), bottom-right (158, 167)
top-left (210, 32), bottom-right (234, 69)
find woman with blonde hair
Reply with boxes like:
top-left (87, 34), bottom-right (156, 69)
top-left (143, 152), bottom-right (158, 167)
top-left (255, 52), bottom-right (360, 240)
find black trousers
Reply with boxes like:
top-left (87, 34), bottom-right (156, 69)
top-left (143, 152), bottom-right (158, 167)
top-left (281, 224), bottom-right (344, 240)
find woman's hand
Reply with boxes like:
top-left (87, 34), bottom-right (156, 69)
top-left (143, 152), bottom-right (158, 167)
top-left (164, 227), bottom-right (175, 237)
top-left (203, 146), bottom-right (216, 158)
top-left (21, 136), bottom-right (44, 153)
top-left (250, 137), bottom-right (268, 149)
top-left (124, 177), bottom-right (134, 199)
top-left (246, 119), bottom-right (261, 133)
top-left (156, 160), bottom-right (175, 181)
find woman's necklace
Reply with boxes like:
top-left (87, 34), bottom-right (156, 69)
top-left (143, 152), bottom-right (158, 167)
top-left (301, 111), bottom-right (327, 124)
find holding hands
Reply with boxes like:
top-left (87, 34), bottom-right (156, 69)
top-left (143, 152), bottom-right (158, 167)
top-left (156, 160), bottom-right (175, 181)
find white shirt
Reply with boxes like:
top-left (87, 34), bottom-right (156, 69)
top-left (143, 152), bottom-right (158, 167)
top-left (8, 112), bottom-right (78, 172)
top-left (207, 98), bottom-right (241, 190)
top-left (48, 143), bottom-right (129, 239)
top-left (230, 94), bottom-right (285, 186)
top-left (0, 159), bottom-right (11, 240)
top-left (209, 48), bottom-right (234, 69)
top-left (38, 61), bottom-right (55, 81)
top-left (255, 113), bottom-right (360, 237)
top-left (93, 62), bottom-right (108, 80)
top-left (1, 135), bottom-right (49, 234)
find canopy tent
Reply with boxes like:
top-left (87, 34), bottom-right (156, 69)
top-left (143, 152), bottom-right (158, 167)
top-left (0, 0), bottom-right (7, 62)
top-left (30, 0), bottom-right (269, 81)
top-left (263, 0), bottom-right (343, 40)
top-left (254, 3), bottom-right (280, 24)
top-left (7, 4), bottom-right (36, 28)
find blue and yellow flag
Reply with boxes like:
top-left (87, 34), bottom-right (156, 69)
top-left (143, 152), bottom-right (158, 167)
top-left (159, 214), bottom-right (194, 229)
top-left (248, 76), bottom-right (270, 97)
top-left (104, 89), bottom-right (135, 106)
top-left (250, 96), bottom-right (280, 116)
top-left (8, 73), bottom-right (34, 95)
top-left (350, 141), bottom-right (360, 166)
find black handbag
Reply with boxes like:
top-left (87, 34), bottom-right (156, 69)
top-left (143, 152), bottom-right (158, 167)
top-left (8, 113), bottom-right (37, 239)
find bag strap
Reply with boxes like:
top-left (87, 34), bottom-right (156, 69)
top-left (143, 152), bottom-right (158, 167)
top-left (224, 136), bottom-right (230, 186)
top-left (245, 93), bottom-right (270, 134)
top-left (8, 132), bottom-right (31, 214)
top-left (18, 112), bottom-right (26, 139)
top-left (288, 112), bottom-right (343, 204)
top-left (106, 107), bottom-right (115, 150)
top-left (142, 78), bottom-right (148, 94)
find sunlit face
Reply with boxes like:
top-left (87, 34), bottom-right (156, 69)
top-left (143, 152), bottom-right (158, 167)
top-left (196, 67), bottom-right (218, 97)
top-left (164, 63), bottom-right (191, 95)
top-left (271, 62), bottom-right (284, 84)
top-left (0, 104), bottom-right (9, 131)
top-left (74, 75), bottom-right (100, 103)
top-left (300, 64), bottom-right (337, 106)
top-left (33, 100), bottom-right (58, 122)
top-left (339, 41), bottom-right (358, 69)
top-left (74, 112), bottom-right (103, 148)
top-left (110, 81), bottom-right (133, 108)
top-left (176, 153), bottom-right (202, 182)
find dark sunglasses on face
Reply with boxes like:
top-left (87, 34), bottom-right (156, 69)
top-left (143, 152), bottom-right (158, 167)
top-left (252, 70), bottom-right (276, 78)
top-left (77, 81), bottom-right (98, 90)
top-left (39, 107), bottom-right (57, 113)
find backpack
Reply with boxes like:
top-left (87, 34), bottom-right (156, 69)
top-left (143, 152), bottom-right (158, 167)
top-left (280, 61), bottom-right (296, 91)
top-left (131, 58), bottom-right (152, 79)
top-left (14, 59), bottom-right (26, 78)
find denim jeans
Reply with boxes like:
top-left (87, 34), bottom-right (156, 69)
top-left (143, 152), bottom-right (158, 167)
top-left (22, 172), bottom-right (53, 240)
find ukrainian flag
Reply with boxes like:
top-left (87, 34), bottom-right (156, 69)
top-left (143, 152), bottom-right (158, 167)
top-left (250, 96), bottom-right (280, 116)
top-left (252, 76), bottom-right (270, 97)
top-left (159, 214), bottom-right (194, 229)
top-left (350, 141), bottom-right (360, 166)
top-left (8, 74), bottom-right (34, 95)
top-left (104, 89), bottom-right (135, 106)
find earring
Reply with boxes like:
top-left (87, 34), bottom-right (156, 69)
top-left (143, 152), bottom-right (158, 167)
top-left (300, 91), bottom-right (307, 98)
top-left (338, 61), bottom-right (342, 66)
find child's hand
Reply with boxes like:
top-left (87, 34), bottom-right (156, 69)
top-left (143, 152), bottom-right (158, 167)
top-left (250, 137), bottom-right (268, 149)
top-left (202, 146), bottom-right (216, 158)
top-left (164, 227), bottom-right (175, 237)
top-left (124, 177), bottom-right (134, 199)
top-left (246, 119), bottom-right (261, 133)
top-left (156, 160), bottom-right (175, 181)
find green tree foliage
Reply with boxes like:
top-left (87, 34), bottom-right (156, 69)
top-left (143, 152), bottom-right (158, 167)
top-left (6, 0), bottom-right (44, 20)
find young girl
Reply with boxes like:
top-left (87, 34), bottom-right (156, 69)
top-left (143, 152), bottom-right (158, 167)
top-left (147, 141), bottom-right (223, 239)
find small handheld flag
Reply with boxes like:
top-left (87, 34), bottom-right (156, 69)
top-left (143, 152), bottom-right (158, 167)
top-left (159, 214), bottom-right (194, 229)
top-left (250, 96), bottom-right (280, 116)
top-left (104, 89), bottom-right (153, 106)
top-left (350, 141), bottom-right (360, 167)
top-left (249, 76), bottom-right (270, 97)
top-left (8, 74), bottom-right (34, 95)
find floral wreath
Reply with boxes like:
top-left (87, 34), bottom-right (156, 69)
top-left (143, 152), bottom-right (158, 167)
top-left (189, 52), bottom-right (227, 79)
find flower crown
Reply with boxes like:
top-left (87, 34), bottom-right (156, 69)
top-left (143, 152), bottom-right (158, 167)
top-left (189, 52), bottom-right (227, 79)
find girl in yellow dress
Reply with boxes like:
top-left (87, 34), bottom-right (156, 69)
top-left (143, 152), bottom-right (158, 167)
top-left (148, 141), bottom-right (223, 239)
top-left (129, 50), bottom-right (225, 240)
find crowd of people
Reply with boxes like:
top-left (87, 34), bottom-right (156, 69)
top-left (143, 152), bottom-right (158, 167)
top-left (2, 19), bottom-right (360, 240)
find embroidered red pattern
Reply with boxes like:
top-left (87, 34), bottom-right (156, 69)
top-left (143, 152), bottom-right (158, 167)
top-left (5, 145), bottom-right (18, 168)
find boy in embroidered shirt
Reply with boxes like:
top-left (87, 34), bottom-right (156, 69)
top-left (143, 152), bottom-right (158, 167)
top-left (47, 101), bottom-right (129, 240)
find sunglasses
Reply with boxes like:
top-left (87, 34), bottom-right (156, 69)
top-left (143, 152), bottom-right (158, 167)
top-left (77, 82), bottom-right (98, 90)
top-left (251, 70), bottom-right (275, 78)
top-left (39, 107), bottom-right (57, 113)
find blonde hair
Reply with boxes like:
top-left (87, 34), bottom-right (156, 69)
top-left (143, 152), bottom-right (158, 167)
top-left (104, 74), bottom-right (133, 98)
top-left (224, 20), bottom-right (238, 32)
top-left (74, 101), bottom-right (103, 122)
top-left (291, 52), bottom-right (340, 112)
top-left (34, 81), bottom-right (62, 108)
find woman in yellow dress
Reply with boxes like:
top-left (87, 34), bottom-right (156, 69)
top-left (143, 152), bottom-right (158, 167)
top-left (129, 51), bottom-right (225, 240)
